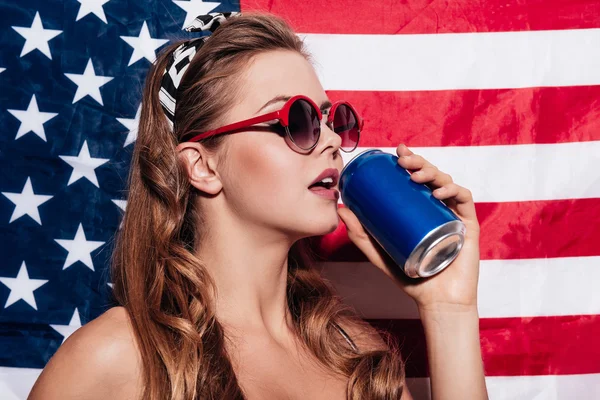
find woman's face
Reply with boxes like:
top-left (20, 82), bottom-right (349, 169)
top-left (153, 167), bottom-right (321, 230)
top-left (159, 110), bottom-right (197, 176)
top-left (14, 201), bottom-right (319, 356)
top-left (215, 49), bottom-right (344, 240)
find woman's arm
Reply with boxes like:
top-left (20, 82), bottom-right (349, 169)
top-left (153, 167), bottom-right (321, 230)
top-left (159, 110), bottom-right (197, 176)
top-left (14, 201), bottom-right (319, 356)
top-left (419, 305), bottom-right (487, 400)
top-left (338, 143), bottom-right (488, 399)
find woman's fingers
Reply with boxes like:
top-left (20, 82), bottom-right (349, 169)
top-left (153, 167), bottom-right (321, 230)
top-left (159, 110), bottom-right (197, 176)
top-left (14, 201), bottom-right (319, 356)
top-left (337, 206), bottom-right (368, 240)
top-left (408, 165), bottom-right (454, 188)
top-left (433, 183), bottom-right (480, 230)
top-left (396, 144), bottom-right (479, 229)
top-left (397, 151), bottom-right (454, 189)
top-left (396, 143), bottom-right (413, 157)
top-left (337, 207), bottom-right (389, 269)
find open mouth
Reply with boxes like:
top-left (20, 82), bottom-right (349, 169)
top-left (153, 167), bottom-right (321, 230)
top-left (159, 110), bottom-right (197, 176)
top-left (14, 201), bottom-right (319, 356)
top-left (308, 178), bottom-right (339, 201)
top-left (308, 168), bottom-right (340, 201)
top-left (308, 177), bottom-right (335, 190)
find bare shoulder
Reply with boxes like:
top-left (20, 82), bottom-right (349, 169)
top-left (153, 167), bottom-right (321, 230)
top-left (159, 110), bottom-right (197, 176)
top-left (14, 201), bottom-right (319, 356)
top-left (28, 306), bottom-right (143, 400)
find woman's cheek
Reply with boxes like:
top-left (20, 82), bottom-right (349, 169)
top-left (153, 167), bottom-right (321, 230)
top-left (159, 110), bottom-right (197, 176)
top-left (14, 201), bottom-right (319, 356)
top-left (231, 140), bottom-right (301, 200)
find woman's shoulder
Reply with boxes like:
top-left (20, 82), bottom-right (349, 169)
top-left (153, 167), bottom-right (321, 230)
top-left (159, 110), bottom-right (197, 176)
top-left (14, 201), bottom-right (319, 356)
top-left (28, 306), bottom-right (143, 400)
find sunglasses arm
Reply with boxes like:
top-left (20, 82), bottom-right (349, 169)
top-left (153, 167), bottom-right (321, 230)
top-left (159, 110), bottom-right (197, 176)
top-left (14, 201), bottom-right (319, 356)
top-left (182, 109), bottom-right (285, 143)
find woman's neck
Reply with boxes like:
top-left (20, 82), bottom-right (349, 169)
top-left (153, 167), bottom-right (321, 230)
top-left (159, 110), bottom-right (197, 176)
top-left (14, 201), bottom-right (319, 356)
top-left (195, 214), bottom-right (298, 345)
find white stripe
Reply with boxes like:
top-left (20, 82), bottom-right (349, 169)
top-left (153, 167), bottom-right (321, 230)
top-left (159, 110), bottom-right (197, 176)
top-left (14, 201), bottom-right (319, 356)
top-left (300, 29), bottom-right (600, 91)
top-left (406, 374), bottom-right (600, 400)
top-left (340, 141), bottom-right (600, 203)
top-left (319, 256), bottom-right (600, 318)
top-left (2, 367), bottom-right (599, 399)
top-left (0, 367), bottom-right (41, 399)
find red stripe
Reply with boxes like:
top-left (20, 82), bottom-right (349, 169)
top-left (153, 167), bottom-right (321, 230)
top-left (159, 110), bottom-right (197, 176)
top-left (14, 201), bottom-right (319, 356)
top-left (326, 87), bottom-right (600, 147)
top-left (316, 199), bottom-right (600, 261)
top-left (240, 0), bottom-right (600, 34)
top-left (367, 314), bottom-right (600, 377)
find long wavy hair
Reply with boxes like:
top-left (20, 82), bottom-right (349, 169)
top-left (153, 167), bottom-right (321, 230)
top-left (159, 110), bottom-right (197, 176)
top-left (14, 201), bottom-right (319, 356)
top-left (109, 11), bottom-right (406, 400)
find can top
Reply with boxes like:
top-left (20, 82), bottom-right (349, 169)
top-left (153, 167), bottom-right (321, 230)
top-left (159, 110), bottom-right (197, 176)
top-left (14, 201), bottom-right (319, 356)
top-left (339, 149), bottom-right (383, 192)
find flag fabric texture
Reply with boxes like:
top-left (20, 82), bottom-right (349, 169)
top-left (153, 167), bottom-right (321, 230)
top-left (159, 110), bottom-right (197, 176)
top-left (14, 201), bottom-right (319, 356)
top-left (1, 1), bottom-right (599, 399)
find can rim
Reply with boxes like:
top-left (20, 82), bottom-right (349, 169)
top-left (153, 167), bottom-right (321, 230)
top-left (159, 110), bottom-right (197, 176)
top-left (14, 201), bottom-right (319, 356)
top-left (404, 220), bottom-right (466, 278)
top-left (339, 149), bottom-right (383, 189)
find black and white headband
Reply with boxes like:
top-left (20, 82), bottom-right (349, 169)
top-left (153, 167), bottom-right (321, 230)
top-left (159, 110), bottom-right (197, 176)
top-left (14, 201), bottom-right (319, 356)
top-left (159, 12), bottom-right (241, 131)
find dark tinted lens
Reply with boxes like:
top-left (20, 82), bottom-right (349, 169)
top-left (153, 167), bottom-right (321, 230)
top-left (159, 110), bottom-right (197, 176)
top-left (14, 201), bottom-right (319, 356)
top-left (288, 99), bottom-right (320, 149)
top-left (333, 104), bottom-right (359, 151)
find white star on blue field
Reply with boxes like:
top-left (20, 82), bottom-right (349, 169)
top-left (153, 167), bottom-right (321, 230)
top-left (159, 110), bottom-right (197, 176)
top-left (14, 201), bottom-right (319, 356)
top-left (0, 1), bottom-right (240, 397)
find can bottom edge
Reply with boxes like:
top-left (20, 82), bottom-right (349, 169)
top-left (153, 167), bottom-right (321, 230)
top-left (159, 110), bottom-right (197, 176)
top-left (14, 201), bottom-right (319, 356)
top-left (403, 220), bottom-right (466, 279)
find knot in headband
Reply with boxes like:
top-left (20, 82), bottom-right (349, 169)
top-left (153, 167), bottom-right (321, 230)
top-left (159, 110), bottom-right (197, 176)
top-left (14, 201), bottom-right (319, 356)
top-left (159, 12), bottom-right (240, 131)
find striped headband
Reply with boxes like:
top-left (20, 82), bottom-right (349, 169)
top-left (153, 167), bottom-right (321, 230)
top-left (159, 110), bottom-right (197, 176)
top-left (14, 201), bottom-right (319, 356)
top-left (159, 12), bottom-right (240, 131)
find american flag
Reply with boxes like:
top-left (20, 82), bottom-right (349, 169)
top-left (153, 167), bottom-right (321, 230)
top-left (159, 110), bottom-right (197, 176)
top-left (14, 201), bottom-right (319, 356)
top-left (1, 0), bottom-right (599, 399)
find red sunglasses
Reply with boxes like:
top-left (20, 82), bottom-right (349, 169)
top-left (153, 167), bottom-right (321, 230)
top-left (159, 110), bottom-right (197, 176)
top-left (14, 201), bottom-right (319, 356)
top-left (180, 95), bottom-right (363, 153)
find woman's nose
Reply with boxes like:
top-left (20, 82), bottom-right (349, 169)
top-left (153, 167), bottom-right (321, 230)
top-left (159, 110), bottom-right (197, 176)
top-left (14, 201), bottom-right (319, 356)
top-left (318, 117), bottom-right (342, 152)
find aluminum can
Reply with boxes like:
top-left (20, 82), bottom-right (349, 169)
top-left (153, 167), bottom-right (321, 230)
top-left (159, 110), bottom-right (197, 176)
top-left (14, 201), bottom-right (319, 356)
top-left (339, 149), bottom-right (466, 278)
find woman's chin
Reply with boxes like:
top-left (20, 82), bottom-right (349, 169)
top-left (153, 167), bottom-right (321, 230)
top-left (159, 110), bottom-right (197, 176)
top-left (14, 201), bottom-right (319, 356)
top-left (314, 213), bottom-right (341, 236)
top-left (288, 209), bottom-right (341, 239)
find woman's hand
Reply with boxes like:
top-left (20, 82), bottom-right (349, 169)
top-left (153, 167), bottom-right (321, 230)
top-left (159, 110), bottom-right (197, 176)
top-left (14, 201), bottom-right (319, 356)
top-left (337, 144), bottom-right (481, 311)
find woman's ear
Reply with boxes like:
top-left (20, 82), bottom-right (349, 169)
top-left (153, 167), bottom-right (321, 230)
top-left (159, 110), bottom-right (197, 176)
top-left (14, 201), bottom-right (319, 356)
top-left (176, 142), bottom-right (223, 195)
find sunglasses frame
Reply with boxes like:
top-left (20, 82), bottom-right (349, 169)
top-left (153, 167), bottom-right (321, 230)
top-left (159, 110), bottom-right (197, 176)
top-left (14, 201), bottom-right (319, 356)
top-left (180, 94), bottom-right (363, 153)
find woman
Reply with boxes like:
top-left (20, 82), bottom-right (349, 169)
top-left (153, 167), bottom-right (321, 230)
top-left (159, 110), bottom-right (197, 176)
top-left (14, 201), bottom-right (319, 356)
top-left (28, 12), bottom-right (488, 400)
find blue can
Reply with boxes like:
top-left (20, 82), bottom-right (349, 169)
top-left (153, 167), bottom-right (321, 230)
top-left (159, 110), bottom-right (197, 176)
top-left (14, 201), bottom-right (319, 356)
top-left (339, 149), bottom-right (466, 278)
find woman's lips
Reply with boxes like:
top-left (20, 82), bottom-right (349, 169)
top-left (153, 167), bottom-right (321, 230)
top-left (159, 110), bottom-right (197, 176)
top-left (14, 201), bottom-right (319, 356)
top-left (309, 187), bottom-right (339, 201)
